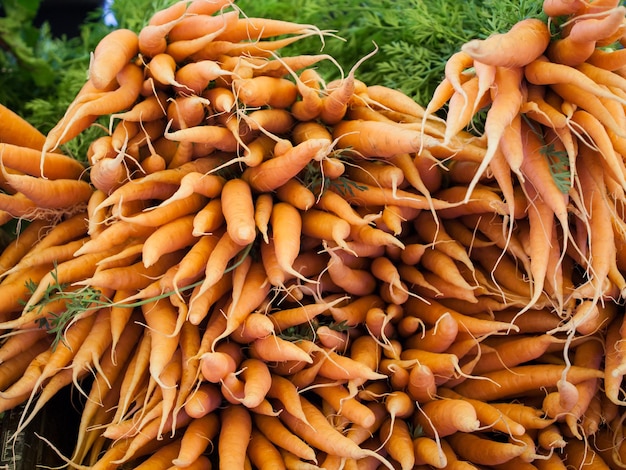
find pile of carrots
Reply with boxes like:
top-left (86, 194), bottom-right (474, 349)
top-left (0, 0), bottom-right (626, 467)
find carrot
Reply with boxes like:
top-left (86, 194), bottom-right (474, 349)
top-left (377, 417), bottom-right (414, 470)
top-left (1, 161), bottom-right (93, 210)
top-left (0, 103), bottom-right (47, 150)
top-left (0, 336), bottom-right (51, 392)
top-left (442, 76), bottom-right (483, 145)
top-left (250, 336), bottom-right (313, 369)
top-left (89, 28), bottom-right (139, 90)
top-left (573, 146), bottom-right (618, 300)
top-left (5, 240), bottom-right (87, 291)
top-left (464, 65), bottom-right (524, 201)
top-left (133, 439), bottom-right (183, 470)
top-left (570, 4), bottom-right (626, 42)
top-left (217, 178), bottom-right (257, 247)
top-left (141, 214), bottom-right (198, 268)
top-left (168, 9), bottom-right (238, 42)
top-left (588, 46), bottom-right (626, 71)
top-left (438, 388), bottom-right (526, 437)
top-left (564, 437), bottom-right (611, 469)
top-left (310, 380), bottom-right (377, 429)
top-left (266, 296), bottom-right (344, 335)
top-left (212, 260), bottom-right (271, 348)
top-left (333, 119), bottom-right (443, 158)
top-left (254, 413), bottom-right (317, 462)
top-left (182, 382), bottom-right (221, 420)
top-left (265, 201), bottom-right (316, 285)
top-left (315, 325), bottom-right (348, 351)
top-left (112, 410), bottom-right (192, 465)
top-left (542, 0), bottom-right (585, 16)
top-left (324, 246), bottom-right (376, 297)
top-left (166, 14), bottom-right (236, 63)
top-left (218, 405), bottom-right (252, 470)
top-left (187, 273), bottom-right (232, 327)
top-left (415, 398), bottom-right (480, 438)
top-left (69, 306), bottom-right (114, 396)
top-left (0, 217), bottom-right (51, 277)
top-left (604, 316), bottom-right (625, 405)
top-left (461, 18), bottom-right (550, 68)
top-left (2, 312), bottom-right (96, 406)
top-left (314, 189), bottom-right (375, 227)
top-left (472, 334), bottom-right (562, 375)
top-left (443, 50), bottom-right (475, 112)
top-left (280, 395), bottom-right (394, 468)
top-left (562, 86), bottom-right (624, 145)
top-left (453, 364), bottom-right (604, 402)
top-left (447, 431), bottom-right (528, 466)
top-left (0, 143), bottom-right (85, 180)
top-left (200, 342), bottom-right (240, 384)
top-left (318, 51), bottom-right (371, 126)
top-left (571, 108), bottom-right (626, 188)
top-left (174, 59), bottom-right (233, 95)
top-left (141, 299), bottom-right (180, 390)
top-left (118, 192), bottom-right (208, 228)
top-left (77, 249), bottom-right (184, 292)
top-left (192, 198), bottom-right (225, 236)
top-left (242, 138), bottom-right (331, 192)
top-left (138, 14), bottom-right (186, 58)
top-left (231, 312), bottom-right (274, 344)
top-left (231, 75), bottom-right (298, 109)
top-left (246, 427), bottom-right (286, 470)
top-left (44, 63), bottom-right (145, 155)
top-left (157, 349), bottom-right (184, 437)
top-left (412, 436), bottom-right (447, 468)
top-left (405, 311), bottom-right (459, 354)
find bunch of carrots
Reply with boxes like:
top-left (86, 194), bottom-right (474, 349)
top-left (0, 0), bottom-right (625, 468)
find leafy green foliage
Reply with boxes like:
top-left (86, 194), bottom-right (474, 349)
top-left (24, 265), bottom-right (107, 350)
top-left (236, 0), bottom-right (544, 105)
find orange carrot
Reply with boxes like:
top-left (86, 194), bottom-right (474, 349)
top-left (416, 398), bottom-right (480, 438)
top-left (232, 75), bottom-right (298, 109)
top-left (192, 198), bottom-right (225, 236)
top-left (90, 28), bottom-right (139, 90)
top-left (249, 335), bottom-right (313, 364)
top-left (461, 18), bottom-right (551, 68)
top-left (242, 138), bottom-right (331, 192)
top-left (220, 178), bottom-right (257, 246)
top-left (168, 9), bottom-right (238, 42)
top-left (280, 395), bottom-right (394, 468)
top-left (141, 214), bottom-right (198, 268)
top-left (44, 63), bottom-right (144, 154)
top-left (184, 382), bottom-right (222, 419)
top-left (454, 364), bottom-right (604, 402)
top-left (211, 260), bottom-right (271, 348)
top-left (0, 104), bottom-right (47, 150)
top-left (464, 65), bottom-right (524, 201)
top-left (1, 162), bottom-right (93, 210)
top-left (218, 405), bottom-right (252, 470)
top-left (254, 413), bottom-right (317, 462)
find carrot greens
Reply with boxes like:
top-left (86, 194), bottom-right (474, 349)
top-left (23, 266), bottom-right (107, 350)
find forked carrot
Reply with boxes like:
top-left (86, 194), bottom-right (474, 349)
top-left (461, 18), bottom-right (551, 68)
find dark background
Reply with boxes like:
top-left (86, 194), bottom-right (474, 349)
top-left (33, 0), bottom-right (104, 37)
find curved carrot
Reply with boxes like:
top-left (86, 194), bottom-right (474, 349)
top-left (44, 62), bottom-right (144, 155)
top-left (280, 395), bottom-right (395, 469)
top-left (89, 28), bottom-right (139, 90)
top-left (461, 18), bottom-right (551, 68)
top-left (242, 138), bottom-right (331, 192)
